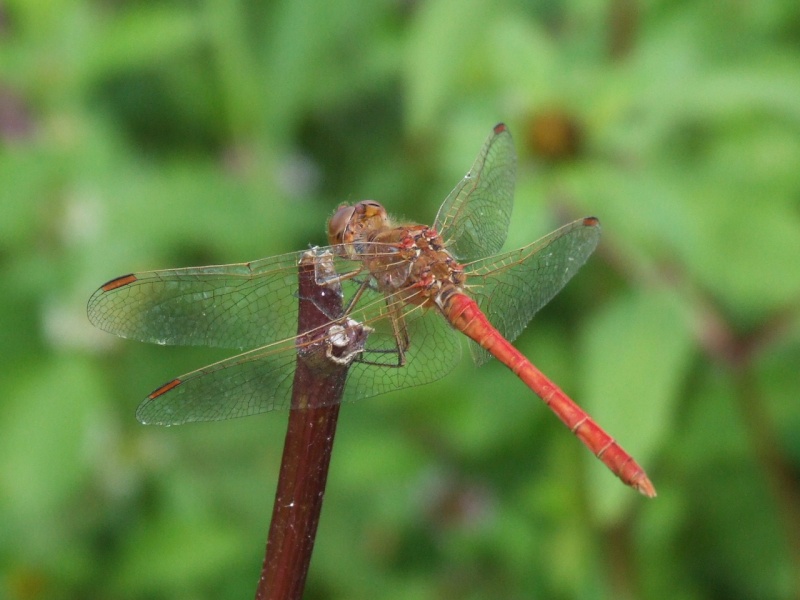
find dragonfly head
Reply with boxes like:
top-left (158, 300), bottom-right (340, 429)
top-left (327, 200), bottom-right (389, 246)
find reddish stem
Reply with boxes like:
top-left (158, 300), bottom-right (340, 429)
top-left (255, 251), bottom-right (364, 600)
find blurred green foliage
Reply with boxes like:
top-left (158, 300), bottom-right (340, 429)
top-left (2, 0), bottom-right (800, 599)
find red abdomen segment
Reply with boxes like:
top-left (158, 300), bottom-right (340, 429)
top-left (443, 293), bottom-right (656, 497)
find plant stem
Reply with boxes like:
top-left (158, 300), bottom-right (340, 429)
top-left (255, 250), bottom-right (367, 600)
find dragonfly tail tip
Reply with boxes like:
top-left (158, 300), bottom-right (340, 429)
top-left (635, 476), bottom-right (657, 498)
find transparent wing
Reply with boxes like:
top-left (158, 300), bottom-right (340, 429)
top-left (135, 286), bottom-right (463, 425)
top-left (463, 217), bottom-right (601, 365)
top-left (88, 246), bottom-right (391, 350)
top-left (342, 296), bottom-right (462, 402)
top-left (433, 123), bottom-right (517, 262)
top-left (136, 339), bottom-right (301, 424)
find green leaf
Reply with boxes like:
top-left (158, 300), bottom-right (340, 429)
top-left (84, 6), bottom-right (204, 80)
top-left (405, 0), bottom-right (495, 133)
top-left (113, 515), bottom-right (245, 595)
top-left (0, 355), bottom-right (106, 551)
top-left (580, 289), bottom-right (694, 522)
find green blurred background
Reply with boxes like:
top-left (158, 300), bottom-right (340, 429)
top-left (2, 1), bottom-right (800, 598)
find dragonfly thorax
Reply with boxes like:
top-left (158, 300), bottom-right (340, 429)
top-left (328, 200), bottom-right (466, 310)
top-left (372, 225), bottom-right (467, 311)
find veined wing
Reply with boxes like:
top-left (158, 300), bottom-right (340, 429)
top-left (136, 283), bottom-right (463, 425)
top-left (433, 123), bottom-right (517, 262)
top-left (87, 245), bottom-right (395, 350)
top-left (136, 338), bottom-right (301, 424)
top-left (462, 217), bottom-right (601, 365)
top-left (343, 292), bottom-right (462, 402)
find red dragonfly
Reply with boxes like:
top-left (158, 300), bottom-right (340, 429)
top-left (88, 124), bottom-right (655, 497)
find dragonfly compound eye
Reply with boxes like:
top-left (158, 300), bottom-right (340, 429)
top-left (355, 200), bottom-right (386, 219)
top-left (327, 205), bottom-right (356, 245)
top-left (352, 200), bottom-right (389, 234)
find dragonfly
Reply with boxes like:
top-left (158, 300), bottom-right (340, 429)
top-left (88, 124), bottom-right (655, 497)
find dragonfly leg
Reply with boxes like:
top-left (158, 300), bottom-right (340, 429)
top-left (340, 279), bottom-right (372, 317)
top-left (352, 297), bottom-right (410, 369)
top-left (387, 300), bottom-right (410, 366)
top-left (313, 262), bottom-right (364, 288)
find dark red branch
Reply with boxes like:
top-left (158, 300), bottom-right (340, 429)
top-left (255, 251), bottom-right (367, 600)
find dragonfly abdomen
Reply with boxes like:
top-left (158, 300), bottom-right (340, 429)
top-left (442, 292), bottom-right (656, 497)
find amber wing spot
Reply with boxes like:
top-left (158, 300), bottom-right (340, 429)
top-left (493, 122), bottom-right (507, 134)
top-left (101, 274), bottom-right (138, 292)
top-left (148, 378), bottom-right (182, 400)
top-left (582, 216), bottom-right (600, 227)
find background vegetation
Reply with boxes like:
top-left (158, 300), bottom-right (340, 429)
top-left (2, 1), bottom-right (800, 598)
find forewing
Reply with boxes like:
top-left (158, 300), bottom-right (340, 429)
top-left (433, 124), bottom-right (517, 262)
top-left (88, 249), bottom-right (368, 350)
top-left (463, 218), bottom-right (601, 365)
